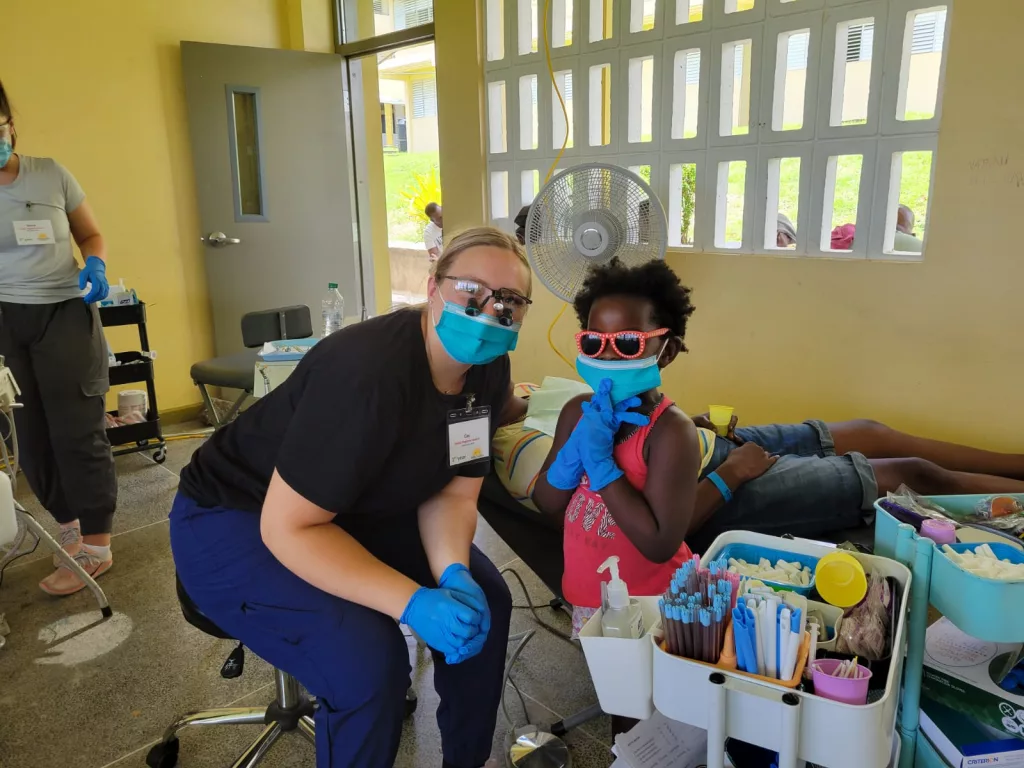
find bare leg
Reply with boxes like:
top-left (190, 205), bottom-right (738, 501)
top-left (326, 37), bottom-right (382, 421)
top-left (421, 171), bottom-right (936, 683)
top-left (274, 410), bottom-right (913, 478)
top-left (871, 457), bottom-right (1024, 497)
top-left (830, 420), bottom-right (1024, 480)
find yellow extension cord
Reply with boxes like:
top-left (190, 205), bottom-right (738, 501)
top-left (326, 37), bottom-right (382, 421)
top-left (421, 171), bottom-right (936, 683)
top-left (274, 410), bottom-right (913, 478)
top-left (541, 0), bottom-right (575, 371)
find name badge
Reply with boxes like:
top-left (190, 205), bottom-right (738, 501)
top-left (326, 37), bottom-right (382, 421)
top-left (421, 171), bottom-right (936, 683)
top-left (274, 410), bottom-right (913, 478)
top-left (13, 220), bottom-right (56, 246)
top-left (447, 403), bottom-right (491, 468)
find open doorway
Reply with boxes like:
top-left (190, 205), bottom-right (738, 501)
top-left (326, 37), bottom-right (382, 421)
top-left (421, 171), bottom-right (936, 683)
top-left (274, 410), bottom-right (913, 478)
top-left (375, 40), bottom-right (440, 307)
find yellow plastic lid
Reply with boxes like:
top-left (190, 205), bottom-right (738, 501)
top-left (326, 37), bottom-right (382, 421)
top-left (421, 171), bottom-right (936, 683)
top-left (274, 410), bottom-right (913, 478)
top-left (814, 551), bottom-right (867, 608)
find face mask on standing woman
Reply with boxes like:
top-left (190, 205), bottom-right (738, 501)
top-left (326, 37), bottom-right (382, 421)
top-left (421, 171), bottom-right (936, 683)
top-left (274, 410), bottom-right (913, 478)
top-left (0, 140), bottom-right (12, 170)
top-left (431, 300), bottom-right (521, 366)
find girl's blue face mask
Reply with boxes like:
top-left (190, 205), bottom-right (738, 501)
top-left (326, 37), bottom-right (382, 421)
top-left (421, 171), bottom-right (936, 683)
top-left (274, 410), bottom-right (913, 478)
top-left (433, 300), bottom-right (520, 366)
top-left (0, 140), bottom-right (12, 169)
top-left (576, 348), bottom-right (665, 404)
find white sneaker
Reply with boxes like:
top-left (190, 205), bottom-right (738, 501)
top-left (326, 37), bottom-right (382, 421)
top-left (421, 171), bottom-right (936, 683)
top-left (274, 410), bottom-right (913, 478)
top-left (39, 548), bottom-right (113, 596)
top-left (52, 524), bottom-right (82, 567)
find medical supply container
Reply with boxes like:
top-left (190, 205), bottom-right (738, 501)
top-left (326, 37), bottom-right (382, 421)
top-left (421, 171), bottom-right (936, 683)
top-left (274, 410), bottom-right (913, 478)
top-left (651, 531), bottom-right (911, 768)
top-left (579, 596), bottom-right (662, 719)
top-left (874, 496), bottom-right (1024, 642)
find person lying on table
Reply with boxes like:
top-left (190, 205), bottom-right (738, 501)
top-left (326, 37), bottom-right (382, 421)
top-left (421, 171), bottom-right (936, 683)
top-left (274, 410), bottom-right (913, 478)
top-left (529, 259), bottom-right (1024, 643)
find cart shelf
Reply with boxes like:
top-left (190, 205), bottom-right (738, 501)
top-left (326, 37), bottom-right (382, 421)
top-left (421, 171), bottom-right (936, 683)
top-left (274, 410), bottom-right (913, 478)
top-left (99, 302), bottom-right (166, 464)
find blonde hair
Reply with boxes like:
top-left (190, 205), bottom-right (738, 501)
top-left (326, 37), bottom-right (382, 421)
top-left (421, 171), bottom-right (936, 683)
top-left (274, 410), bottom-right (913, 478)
top-left (433, 226), bottom-right (533, 296)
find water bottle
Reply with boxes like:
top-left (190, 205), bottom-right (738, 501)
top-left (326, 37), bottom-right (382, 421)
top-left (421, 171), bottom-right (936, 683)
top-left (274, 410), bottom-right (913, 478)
top-left (321, 282), bottom-right (345, 337)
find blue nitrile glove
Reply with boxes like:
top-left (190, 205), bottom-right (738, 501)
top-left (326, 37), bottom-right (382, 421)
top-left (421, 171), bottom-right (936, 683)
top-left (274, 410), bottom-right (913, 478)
top-left (438, 563), bottom-right (490, 662)
top-left (78, 256), bottom-right (109, 304)
top-left (400, 585), bottom-right (483, 663)
top-left (545, 428), bottom-right (586, 490)
top-left (577, 379), bottom-right (650, 491)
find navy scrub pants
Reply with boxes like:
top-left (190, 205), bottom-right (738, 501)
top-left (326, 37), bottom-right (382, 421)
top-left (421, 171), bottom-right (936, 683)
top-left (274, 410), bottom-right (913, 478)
top-left (169, 493), bottom-right (513, 768)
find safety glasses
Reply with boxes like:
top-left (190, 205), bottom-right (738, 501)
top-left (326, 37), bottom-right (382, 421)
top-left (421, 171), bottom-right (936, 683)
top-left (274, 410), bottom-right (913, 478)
top-left (575, 328), bottom-right (669, 359)
top-left (443, 276), bottom-right (532, 320)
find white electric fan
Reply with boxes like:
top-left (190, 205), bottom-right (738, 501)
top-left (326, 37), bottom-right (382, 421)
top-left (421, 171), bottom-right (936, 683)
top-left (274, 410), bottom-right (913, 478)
top-left (524, 162), bottom-right (669, 302)
top-left (501, 164), bottom-right (668, 768)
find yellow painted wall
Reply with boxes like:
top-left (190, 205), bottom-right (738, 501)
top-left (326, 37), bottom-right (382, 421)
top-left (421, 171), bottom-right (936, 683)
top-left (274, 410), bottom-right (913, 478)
top-left (435, 0), bottom-right (488, 236)
top-left (438, 1), bottom-right (1024, 451)
top-left (408, 75), bottom-right (441, 153)
top-left (4, 0), bottom-right (332, 413)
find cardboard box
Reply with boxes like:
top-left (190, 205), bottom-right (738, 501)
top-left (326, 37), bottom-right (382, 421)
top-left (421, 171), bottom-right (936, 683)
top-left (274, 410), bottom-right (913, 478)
top-left (921, 696), bottom-right (1024, 767)
top-left (922, 618), bottom-right (1024, 741)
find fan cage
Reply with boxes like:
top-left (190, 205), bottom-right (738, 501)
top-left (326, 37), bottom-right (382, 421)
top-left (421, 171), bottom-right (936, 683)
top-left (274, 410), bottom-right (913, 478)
top-left (524, 164), bottom-right (668, 303)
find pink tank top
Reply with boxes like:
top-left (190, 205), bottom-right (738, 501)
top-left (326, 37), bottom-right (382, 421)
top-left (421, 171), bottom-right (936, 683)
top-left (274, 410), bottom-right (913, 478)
top-left (561, 397), bottom-right (693, 609)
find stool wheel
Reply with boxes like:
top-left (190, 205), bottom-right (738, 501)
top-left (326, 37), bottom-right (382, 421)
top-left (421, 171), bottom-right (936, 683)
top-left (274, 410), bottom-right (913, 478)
top-left (153, 447), bottom-right (167, 464)
top-left (405, 688), bottom-right (417, 717)
top-left (146, 736), bottom-right (179, 768)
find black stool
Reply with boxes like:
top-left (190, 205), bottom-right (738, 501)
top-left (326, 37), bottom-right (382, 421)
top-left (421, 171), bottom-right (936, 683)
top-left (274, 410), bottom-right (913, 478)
top-left (148, 577), bottom-right (418, 768)
top-left (146, 577), bottom-right (317, 768)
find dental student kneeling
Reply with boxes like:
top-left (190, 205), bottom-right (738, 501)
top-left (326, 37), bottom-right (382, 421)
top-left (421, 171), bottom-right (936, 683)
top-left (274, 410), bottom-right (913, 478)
top-left (171, 227), bottom-right (533, 768)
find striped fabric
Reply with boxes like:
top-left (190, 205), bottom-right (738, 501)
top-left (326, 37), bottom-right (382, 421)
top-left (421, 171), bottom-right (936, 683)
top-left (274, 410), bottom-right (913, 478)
top-left (493, 383), bottom-right (545, 513)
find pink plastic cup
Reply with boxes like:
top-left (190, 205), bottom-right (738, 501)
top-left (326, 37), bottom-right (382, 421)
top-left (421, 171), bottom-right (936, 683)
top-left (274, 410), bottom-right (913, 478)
top-left (811, 659), bottom-right (872, 705)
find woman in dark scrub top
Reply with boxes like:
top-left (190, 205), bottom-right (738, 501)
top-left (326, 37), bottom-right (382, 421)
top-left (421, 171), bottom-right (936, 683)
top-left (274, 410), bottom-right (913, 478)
top-left (0, 80), bottom-right (115, 597)
top-left (172, 227), bottom-right (533, 768)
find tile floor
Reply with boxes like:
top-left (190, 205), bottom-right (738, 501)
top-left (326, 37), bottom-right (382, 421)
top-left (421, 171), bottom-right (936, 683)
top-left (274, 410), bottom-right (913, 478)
top-left (0, 434), bottom-right (615, 768)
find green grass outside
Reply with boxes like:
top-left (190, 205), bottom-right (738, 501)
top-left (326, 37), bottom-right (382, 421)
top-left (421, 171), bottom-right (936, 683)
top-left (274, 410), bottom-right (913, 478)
top-left (383, 150), bottom-right (440, 243)
top-left (386, 146), bottom-right (931, 252)
top-left (724, 150), bottom-right (932, 248)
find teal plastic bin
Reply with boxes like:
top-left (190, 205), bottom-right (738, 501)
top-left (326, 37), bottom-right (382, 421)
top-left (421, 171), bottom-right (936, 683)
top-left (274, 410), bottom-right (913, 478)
top-left (708, 542), bottom-right (818, 596)
top-left (873, 496), bottom-right (1024, 642)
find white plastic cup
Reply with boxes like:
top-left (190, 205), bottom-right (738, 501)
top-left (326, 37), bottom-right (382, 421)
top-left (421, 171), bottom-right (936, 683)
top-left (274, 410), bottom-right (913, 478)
top-left (118, 389), bottom-right (149, 420)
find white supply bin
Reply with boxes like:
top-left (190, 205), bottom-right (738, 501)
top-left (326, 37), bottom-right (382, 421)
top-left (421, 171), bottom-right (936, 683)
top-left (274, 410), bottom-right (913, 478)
top-left (653, 532), bottom-right (912, 768)
top-left (579, 596), bottom-right (663, 719)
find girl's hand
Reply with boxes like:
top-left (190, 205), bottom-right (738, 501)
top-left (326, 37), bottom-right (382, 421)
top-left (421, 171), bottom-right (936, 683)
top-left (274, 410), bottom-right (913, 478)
top-left (692, 412), bottom-right (743, 444)
top-left (718, 443), bottom-right (778, 486)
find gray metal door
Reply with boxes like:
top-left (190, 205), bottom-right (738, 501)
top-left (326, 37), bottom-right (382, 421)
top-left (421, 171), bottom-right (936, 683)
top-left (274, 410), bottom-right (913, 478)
top-left (181, 42), bottom-right (360, 355)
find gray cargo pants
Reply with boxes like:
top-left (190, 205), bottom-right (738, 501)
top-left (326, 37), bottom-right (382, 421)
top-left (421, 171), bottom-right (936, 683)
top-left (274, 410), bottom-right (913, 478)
top-left (0, 299), bottom-right (117, 535)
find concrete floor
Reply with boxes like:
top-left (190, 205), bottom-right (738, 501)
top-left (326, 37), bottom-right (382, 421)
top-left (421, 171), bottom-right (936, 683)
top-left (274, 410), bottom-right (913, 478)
top-left (0, 435), bottom-right (615, 768)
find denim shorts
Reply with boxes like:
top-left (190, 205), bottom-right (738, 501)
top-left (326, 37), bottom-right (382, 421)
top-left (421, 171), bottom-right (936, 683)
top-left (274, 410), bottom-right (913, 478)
top-left (689, 420), bottom-right (877, 553)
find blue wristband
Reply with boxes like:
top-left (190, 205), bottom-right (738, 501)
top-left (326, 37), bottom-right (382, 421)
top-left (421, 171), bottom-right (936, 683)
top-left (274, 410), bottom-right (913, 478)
top-left (707, 471), bottom-right (733, 503)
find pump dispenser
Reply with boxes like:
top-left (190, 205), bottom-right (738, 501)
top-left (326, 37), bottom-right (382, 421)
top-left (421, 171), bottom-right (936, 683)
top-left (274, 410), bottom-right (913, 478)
top-left (597, 556), bottom-right (645, 639)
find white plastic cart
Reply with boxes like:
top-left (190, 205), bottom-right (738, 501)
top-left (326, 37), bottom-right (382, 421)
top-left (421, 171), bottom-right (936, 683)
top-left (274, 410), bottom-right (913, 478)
top-left (581, 531), bottom-right (911, 768)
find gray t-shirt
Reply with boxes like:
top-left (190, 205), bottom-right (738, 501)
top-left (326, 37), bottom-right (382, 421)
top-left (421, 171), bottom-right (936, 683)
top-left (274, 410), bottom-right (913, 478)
top-left (0, 156), bottom-right (87, 304)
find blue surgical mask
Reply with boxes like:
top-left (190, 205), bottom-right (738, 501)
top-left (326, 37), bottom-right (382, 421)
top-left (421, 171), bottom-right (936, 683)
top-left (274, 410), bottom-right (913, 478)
top-left (433, 300), bottom-right (520, 366)
top-left (576, 353), bottom-right (663, 404)
top-left (0, 140), bottom-right (11, 169)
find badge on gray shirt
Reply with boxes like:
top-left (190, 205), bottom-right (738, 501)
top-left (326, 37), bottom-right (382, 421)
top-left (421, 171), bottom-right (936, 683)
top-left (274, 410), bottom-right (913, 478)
top-left (0, 156), bottom-right (86, 304)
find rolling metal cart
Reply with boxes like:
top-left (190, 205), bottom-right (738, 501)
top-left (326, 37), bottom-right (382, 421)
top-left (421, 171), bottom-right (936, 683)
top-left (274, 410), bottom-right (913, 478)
top-left (99, 302), bottom-right (166, 464)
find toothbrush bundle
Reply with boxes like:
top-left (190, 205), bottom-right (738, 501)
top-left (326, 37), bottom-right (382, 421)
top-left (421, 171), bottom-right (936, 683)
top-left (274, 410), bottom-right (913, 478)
top-left (813, 657), bottom-right (865, 679)
top-left (731, 586), bottom-right (807, 681)
top-left (659, 555), bottom-right (736, 662)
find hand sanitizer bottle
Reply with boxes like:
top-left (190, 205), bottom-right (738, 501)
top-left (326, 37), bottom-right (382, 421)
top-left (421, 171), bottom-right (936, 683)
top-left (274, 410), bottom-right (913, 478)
top-left (598, 556), bottom-right (645, 639)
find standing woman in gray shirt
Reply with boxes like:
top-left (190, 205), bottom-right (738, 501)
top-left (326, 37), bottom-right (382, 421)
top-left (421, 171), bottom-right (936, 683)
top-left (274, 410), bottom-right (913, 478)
top-left (0, 80), bottom-right (116, 596)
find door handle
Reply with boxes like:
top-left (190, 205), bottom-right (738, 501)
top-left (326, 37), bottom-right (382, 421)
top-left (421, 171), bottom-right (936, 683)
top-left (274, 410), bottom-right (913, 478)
top-left (203, 231), bottom-right (242, 247)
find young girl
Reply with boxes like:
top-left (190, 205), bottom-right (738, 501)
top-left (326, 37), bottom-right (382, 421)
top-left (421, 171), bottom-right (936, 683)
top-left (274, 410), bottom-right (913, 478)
top-left (532, 259), bottom-right (776, 635)
top-left (532, 259), bottom-right (1024, 636)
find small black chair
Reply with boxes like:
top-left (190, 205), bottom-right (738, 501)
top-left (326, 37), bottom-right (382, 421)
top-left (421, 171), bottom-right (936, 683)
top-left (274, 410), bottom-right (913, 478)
top-left (148, 577), bottom-right (418, 768)
top-left (191, 306), bottom-right (313, 428)
top-left (146, 577), bottom-right (316, 768)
